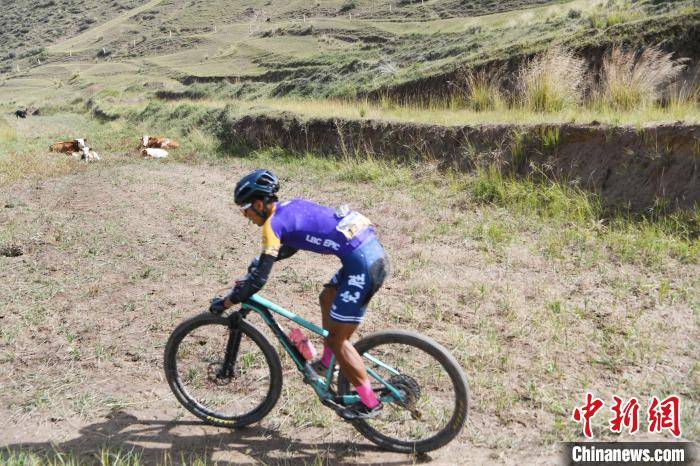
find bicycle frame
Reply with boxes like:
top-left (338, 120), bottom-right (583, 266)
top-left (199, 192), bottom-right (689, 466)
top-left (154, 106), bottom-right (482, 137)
top-left (233, 294), bottom-right (406, 408)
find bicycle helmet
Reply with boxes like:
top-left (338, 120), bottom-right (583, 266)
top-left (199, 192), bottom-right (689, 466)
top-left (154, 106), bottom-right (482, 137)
top-left (234, 169), bottom-right (279, 206)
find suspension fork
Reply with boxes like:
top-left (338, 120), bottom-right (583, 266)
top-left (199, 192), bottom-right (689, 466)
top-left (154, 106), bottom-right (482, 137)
top-left (218, 311), bottom-right (244, 379)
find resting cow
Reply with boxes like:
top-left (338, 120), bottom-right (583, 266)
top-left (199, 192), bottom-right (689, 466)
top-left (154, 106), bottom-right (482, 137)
top-left (141, 148), bottom-right (168, 158)
top-left (142, 135), bottom-right (179, 149)
top-left (50, 138), bottom-right (87, 153)
top-left (15, 110), bottom-right (27, 118)
top-left (75, 147), bottom-right (100, 162)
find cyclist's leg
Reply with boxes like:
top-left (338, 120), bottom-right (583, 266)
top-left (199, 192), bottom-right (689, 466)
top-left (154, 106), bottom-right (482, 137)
top-left (327, 310), bottom-right (382, 418)
top-left (321, 238), bottom-right (389, 378)
top-left (319, 270), bottom-right (341, 368)
top-left (327, 264), bottom-right (382, 413)
top-left (325, 320), bottom-right (367, 386)
top-left (319, 283), bottom-right (336, 331)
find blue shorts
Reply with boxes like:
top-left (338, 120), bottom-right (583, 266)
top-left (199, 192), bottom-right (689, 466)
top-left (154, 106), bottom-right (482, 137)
top-left (326, 238), bottom-right (389, 324)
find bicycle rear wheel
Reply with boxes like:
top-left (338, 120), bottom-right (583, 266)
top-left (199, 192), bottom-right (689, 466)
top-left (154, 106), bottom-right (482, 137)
top-left (338, 330), bottom-right (468, 453)
top-left (164, 312), bottom-right (282, 427)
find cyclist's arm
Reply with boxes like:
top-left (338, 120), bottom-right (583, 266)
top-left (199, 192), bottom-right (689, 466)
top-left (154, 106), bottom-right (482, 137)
top-left (276, 245), bottom-right (298, 261)
top-left (226, 215), bottom-right (292, 305)
top-left (226, 253), bottom-right (275, 304)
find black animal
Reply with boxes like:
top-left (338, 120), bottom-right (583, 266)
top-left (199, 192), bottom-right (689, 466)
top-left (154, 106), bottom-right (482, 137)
top-left (15, 109), bottom-right (27, 118)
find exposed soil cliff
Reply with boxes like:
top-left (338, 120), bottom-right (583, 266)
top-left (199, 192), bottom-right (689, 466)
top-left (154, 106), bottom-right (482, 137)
top-left (222, 113), bottom-right (699, 212)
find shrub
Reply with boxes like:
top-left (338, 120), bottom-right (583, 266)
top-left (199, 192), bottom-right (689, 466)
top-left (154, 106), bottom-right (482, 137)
top-left (19, 47), bottom-right (46, 59)
top-left (517, 46), bottom-right (586, 112)
top-left (339, 1), bottom-right (357, 13)
top-left (596, 46), bottom-right (686, 110)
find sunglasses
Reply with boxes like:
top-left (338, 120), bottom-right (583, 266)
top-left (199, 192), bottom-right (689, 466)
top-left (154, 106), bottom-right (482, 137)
top-left (240, 202), bottom-right (252, 215)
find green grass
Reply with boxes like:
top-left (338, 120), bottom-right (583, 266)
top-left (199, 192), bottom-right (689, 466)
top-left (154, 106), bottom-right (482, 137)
top-left (461, 69), bottom-right (505, 112)
top-left (0, 115), bottom-right (16, 142)
top-left (468, 165), bottom-right (698, 265)
top-left (469, 166), bottom-right (602, 223)
top-left (241, 147), bottom-right (698, 268)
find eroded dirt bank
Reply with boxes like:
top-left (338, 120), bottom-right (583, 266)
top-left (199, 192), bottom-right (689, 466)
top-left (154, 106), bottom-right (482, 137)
top-left (224, 113), bottom-right (699, 212)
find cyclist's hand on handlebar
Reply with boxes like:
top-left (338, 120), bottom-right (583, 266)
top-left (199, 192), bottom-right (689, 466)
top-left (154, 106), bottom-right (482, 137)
top-left (210, 285), bottom-right (244, 314)
top-left (209, 297), bottom-right (228, 315)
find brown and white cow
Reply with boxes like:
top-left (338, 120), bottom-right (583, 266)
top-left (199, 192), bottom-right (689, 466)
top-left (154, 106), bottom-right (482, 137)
top-left (141, 148), bottom-right (168, 158)
top-left (50, 138), bottom-right (87, 153)
top-left (74, 146), bottom-right (100, 162)
top-left (142, 135), bottom-right (179, 149)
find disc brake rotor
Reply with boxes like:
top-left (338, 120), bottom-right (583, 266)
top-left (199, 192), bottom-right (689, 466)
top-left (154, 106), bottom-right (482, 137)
top-left (207, 361), bottom-right (233, 385)
top-left (387, 374), bottom-right (422, 418)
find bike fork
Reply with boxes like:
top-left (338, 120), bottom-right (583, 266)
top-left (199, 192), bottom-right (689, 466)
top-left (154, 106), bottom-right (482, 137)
top-left (218, 312), bottom-right (243, 379)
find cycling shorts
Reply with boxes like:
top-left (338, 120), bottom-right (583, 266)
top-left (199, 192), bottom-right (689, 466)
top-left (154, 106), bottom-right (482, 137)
top-left (325, 237), bottom-right (389, 324)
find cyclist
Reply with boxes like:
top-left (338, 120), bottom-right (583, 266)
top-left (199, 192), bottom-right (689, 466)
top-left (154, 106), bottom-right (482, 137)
top-left (210, 169), bottom-right (389, 420)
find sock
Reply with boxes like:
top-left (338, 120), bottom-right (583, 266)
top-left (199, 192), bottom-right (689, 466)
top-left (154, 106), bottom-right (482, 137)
top-left (355, 380), bottom-right (380, 409)
top-left (321, 346), bottom-right (333, 368)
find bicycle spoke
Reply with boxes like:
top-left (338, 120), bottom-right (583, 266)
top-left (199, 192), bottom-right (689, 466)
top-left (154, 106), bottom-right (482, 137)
top-left (174, 322), bottom-right (273, 419)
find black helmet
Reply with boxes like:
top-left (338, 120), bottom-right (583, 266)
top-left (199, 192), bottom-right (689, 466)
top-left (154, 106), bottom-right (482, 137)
top-left (234, 169), bottom-right (279, 206)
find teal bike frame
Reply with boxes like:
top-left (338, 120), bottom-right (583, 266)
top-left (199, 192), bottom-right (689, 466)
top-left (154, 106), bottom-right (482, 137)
top-left (237, 294), bottom-right (405, 409)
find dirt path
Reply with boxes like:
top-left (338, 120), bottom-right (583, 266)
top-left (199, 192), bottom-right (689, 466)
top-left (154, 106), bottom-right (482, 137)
top-left (0, 162), bottom-right (500, 464)
top-left (0, 159), bottom-right (694, 464)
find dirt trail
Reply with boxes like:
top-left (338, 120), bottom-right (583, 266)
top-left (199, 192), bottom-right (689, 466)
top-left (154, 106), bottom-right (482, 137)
top-left (0, 159), bottom-right (695, 464)
top-left (0, 162), bottom-right (509, 464)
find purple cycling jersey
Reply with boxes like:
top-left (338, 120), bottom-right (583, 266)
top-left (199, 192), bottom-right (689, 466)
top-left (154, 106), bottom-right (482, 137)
top-left (261, 199), bottom-right (375, 259)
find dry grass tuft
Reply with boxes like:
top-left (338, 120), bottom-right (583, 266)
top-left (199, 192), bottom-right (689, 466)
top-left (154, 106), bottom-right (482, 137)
top-left (517, 45), bottom-right (586, 112)
top-left (0, 116), bottom-right (17, 143)
top-left (462, 68), bottom-right (505, 112)
top-left (666, 77), bottom-right (700, 110)
top-left (596, 46), bottom-right (687, 110)
top-left (0, 151), bottom-right (79, 186)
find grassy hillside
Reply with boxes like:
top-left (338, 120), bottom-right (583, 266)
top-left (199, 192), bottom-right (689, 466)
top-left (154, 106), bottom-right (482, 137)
top-left (1, 0), bottom-right (697, 101)
top-left (0, 0), bottom-right (146, 71)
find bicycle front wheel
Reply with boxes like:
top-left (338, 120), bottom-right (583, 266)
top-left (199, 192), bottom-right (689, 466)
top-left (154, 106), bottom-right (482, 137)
top-left (164, 312), bottom-right (282, 427)
top-left (338, 330), bottom-right (469, 453)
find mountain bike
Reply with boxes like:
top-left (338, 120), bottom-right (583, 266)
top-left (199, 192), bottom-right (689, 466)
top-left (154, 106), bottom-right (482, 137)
top-left (164, 294), bottom-right (469, 453)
